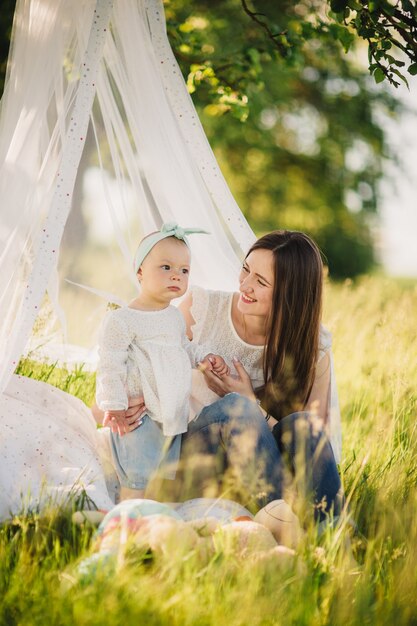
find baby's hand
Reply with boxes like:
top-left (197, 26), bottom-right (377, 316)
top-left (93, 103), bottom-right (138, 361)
top-left (201, 353), bottom-right (230, 377)
top-left (103, 409), bottom-right (128, 436)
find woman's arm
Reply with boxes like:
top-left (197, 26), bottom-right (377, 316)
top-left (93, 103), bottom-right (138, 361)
top-left (201, 346), bottom-right (331, 425)
top-left (305, 352), bottom-right (331, 423)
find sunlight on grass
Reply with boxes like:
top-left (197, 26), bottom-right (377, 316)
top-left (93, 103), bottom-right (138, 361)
top-left (1, 275), bottom-right (417, 625)
top-left (15, 360), bottom-right (96, 408)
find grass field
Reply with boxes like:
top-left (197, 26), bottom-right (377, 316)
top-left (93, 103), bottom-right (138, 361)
top-left (1, 274), bottom-right (417, 625)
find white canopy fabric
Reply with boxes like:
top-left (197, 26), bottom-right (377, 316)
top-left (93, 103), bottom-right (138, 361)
top-left (0, 0), bottom-right (256, 393)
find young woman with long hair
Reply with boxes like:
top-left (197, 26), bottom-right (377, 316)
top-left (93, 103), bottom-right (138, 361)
top-left (144, 230), bottom-right (342, 526)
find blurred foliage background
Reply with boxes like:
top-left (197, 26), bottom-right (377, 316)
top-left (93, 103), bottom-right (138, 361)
top-left (163, 0), bottom-right (403, 278)
top-left (1, 0), bottom-right (416, 278)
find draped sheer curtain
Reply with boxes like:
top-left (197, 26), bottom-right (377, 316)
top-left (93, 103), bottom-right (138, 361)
top-left (0, 0), bottom-right (255, 393)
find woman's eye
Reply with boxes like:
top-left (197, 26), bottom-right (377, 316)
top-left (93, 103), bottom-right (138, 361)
top-left (257, 280), bottom-right (267, 287)
top-left (242, 264), bottom-right (249, 273)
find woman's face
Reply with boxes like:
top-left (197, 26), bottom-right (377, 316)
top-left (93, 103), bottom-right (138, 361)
top-left (237, 248), bottom-right (275, 318)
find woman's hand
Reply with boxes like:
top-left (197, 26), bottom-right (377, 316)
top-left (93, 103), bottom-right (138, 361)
top-left (199, 357), bottom-right (256, 401)
top-left (95, 396), bottom-right (147, 435)
top-left (123, 396), bottom-right (147, 433)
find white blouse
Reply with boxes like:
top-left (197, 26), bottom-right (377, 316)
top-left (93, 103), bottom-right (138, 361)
top-left (96, 305), bottom-right (207, 436)
top-left (189, 286), bottom-right (342, 463)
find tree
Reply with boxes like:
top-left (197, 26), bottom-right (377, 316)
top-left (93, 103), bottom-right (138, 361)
top-left (165, 0), bottom-right (402, 276)
top-left (2, 0), bottom-right (415, 276)
top-left (329, 0), bottom-right (417, 87)
top-left (237, 0), bottom-right (417, 88)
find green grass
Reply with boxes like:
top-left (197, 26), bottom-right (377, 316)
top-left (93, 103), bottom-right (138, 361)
top-left (2, 274), bottom-right (417, 625)
top-left (15, 359), bottom-right (96, 407)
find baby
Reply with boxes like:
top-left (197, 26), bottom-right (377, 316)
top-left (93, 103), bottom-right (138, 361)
top-left (96, 223), bottom-right (228, 500)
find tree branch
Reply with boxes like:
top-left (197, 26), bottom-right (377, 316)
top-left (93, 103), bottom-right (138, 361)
top-left (240, 0), bottom-right (287, 53)
top-left (381, 9), bottom-right (417, 60)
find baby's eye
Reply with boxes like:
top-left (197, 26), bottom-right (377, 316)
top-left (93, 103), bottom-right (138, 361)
top-left (182, 268), bottom-right (189, 274)
top-left (161, 265), bottom-right (170, 270)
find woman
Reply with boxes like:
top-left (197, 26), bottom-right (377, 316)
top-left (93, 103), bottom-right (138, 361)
top-left (144, 230), bottom-right (342, 522)
top-left (0, 230), bottom-right (342, 524)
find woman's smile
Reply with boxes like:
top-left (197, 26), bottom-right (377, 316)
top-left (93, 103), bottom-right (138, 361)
top-left (240, 292), bottom-right (257, 304)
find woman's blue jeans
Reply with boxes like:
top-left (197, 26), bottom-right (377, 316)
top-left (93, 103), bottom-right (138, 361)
top-left (147, 393), bottom-right (342, 521)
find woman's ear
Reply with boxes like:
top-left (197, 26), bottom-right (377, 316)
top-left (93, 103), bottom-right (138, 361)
top-left (137, 268), bottom-right (142, 282)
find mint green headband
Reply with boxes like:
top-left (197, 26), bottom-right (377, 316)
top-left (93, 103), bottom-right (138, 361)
top-left (134, 222), bottom-right (209, 273)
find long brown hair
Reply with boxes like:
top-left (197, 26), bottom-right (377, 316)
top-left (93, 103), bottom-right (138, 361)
top-left (250, 231), bottom-right (324, 420)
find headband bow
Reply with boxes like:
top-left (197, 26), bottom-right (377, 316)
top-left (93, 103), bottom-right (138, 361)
top-left (134, 222), bottom-right (209, 273)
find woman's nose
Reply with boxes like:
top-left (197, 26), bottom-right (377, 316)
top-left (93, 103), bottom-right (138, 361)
top-left (240, 274), bottom-right (253, 291)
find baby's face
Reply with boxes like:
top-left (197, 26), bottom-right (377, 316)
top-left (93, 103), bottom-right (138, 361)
top-left (137, 237), bottom-right (191, 305)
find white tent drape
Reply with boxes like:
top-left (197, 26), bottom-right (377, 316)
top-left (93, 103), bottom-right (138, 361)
top-left (0, 0), bottom-right (256, 393)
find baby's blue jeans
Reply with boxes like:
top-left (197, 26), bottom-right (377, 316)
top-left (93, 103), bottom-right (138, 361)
top-left (110, 415), bottom-right (181, 490)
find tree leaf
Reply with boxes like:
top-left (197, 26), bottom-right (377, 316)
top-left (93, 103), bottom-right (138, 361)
top-left (408, 62), bottom-right (417, 75)
top-left (373, 67), bottom-right (386, 83)
top-left (348, 0), bottom-right (363, 10)
top-left (331, 0), bottom-right (348, 13)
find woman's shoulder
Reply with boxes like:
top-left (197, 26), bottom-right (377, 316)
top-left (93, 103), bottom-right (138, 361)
top-left (318, 324), bottom-right (332, 362)
top-left (319, 324), bottom-right (332, 349)
top-left (189, 286), bottom-right (232, 322)
top-left (189, 286), bottom-right (233, 341)
top-left (190, 285), bottom-right (232, 306)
